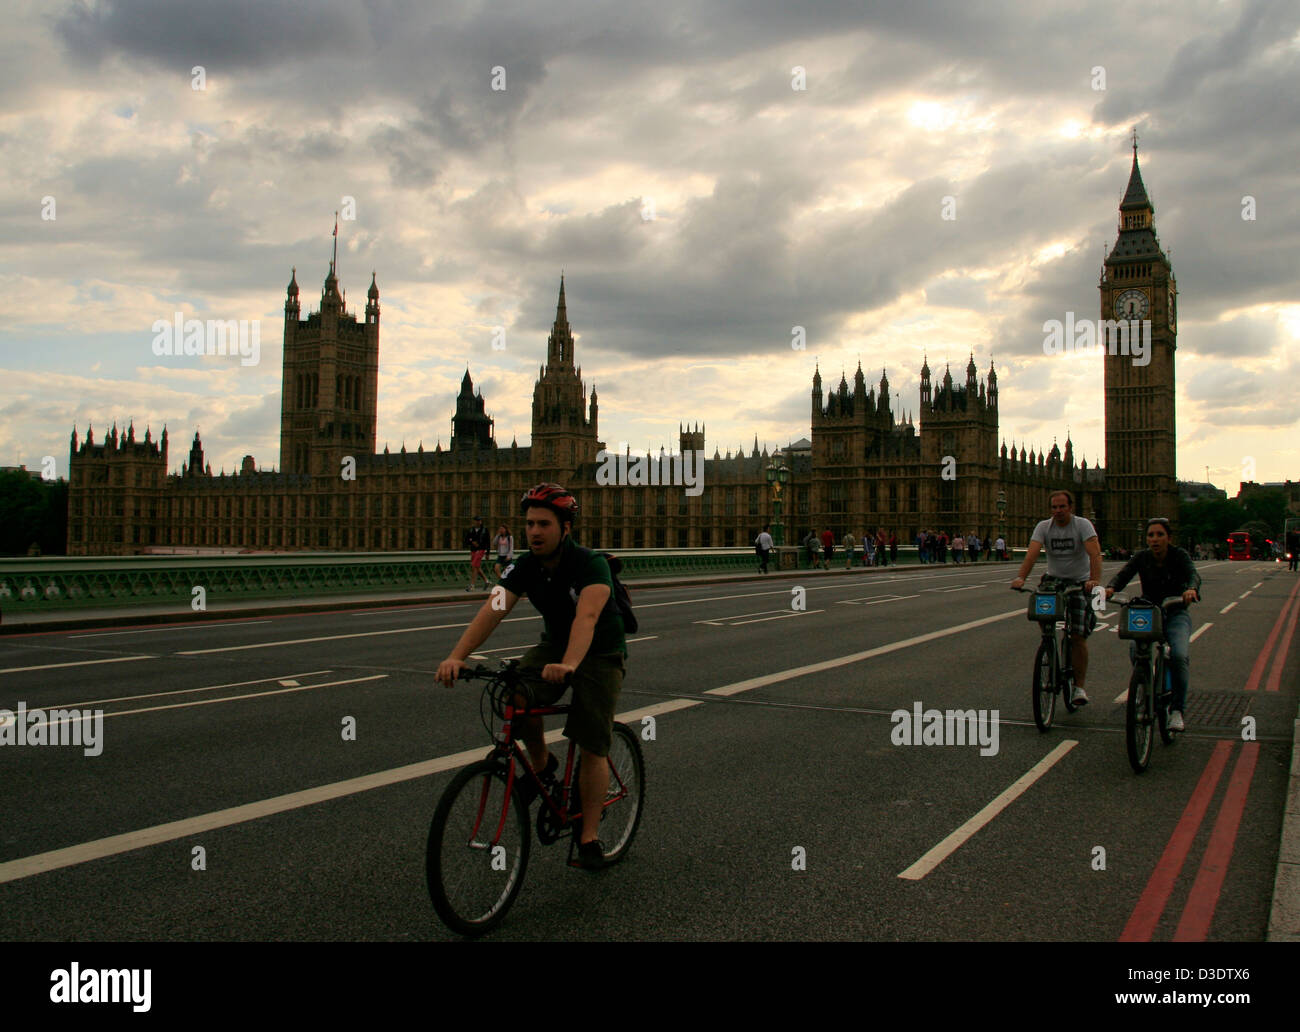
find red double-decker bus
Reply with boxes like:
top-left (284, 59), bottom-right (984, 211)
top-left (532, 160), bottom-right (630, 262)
top-left (1227, 531), bottom-right (1251, 560)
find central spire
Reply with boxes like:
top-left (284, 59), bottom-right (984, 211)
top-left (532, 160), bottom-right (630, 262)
top-left (546, 273), bottom-right (575, 371)
top-left (1121, 129), bottom-right (1152, 213)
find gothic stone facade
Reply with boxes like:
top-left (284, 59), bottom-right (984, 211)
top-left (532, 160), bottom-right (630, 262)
top-left (68, 156), bottom-right (1176, 555)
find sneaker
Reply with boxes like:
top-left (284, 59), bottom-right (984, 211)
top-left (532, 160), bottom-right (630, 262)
top-left (512, 753), bottom-right (558, 808)
top-left (1070, 684), bottom-right (1090, 707)
top-left (575, 838), bottom-right (608, 870)
top-left (1168, 710), bottom-right (1185, 732)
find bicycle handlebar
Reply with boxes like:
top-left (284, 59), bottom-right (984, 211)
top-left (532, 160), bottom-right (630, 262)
top-left (455, 661), bottom-right (573, 686)
top-left (1110, 594), bottom-right (1197, 608)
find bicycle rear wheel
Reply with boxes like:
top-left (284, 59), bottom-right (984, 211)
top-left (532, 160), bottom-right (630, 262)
top-left (1032, 639), bottom-right (1057, 732)
top-left (426, 760), bottom-right (531, 936)
top-left (1126, 663), bottom-right (1154, 773)
top-left (571, 722), bottom-right (645, 864)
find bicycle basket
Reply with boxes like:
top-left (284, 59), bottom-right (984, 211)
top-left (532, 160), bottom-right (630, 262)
top-left (1118, 603), bottom-right (1163, 641)
top-left (1027, 591), bottom-right (1062, 622)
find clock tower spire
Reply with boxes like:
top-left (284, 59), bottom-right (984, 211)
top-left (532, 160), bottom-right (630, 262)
top-left (1101, 132), bottom-right (1178, 549)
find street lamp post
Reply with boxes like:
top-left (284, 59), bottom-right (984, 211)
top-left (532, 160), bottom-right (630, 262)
top-left (765, 458), bottom-right (791, 546)
top-left (997, 489), bottom-right (1007, 561)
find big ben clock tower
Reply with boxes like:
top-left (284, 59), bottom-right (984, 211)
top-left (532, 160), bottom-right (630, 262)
top-left (1102, 132), bottom-right (1178, 550)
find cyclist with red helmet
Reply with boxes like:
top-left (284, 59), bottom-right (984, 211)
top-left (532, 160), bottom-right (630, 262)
top-left (436, 483), bottom-right (627, 870)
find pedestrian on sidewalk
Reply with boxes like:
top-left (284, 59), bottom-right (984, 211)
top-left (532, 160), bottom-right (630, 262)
top-left (952, 532), bottom-right (965, 564)
top-left (465, 516), bottom-right (491, 591)
top-left (877, 528), bottom-right (889, 567)
top-left (755, 525), bottom-right (774, 574)
top-left (843, 531), bottom-right (856, 570)
top-left (492, 524), bottom-right (515, 581)
top-left (889, 532), bottom-right (898, 565)
top-left (820, 528), bottom-right (835, 570)
top-left (804, 530), bottom-right (822, 569)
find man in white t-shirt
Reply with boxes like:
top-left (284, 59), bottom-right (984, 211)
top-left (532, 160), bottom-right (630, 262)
top-left (755, 525), bottom-right (775, 574)
top-left (1011, 490), bottom-right (1103, 705)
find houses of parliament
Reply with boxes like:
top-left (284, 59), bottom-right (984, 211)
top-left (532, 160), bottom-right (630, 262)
top-left (66, 149), bottom-right (1178, 556)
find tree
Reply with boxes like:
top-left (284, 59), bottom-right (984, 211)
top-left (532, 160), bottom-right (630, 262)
top-left (0, 471), bottom-right (68, 556)
top-left (1179, 498), bottom-right (1245, 551)
top-left (1241, 489), bottom-right (1288, 537)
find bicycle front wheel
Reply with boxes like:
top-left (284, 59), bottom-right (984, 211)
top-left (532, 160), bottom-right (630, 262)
top-left (1032, 639), bottom-right (1057, 732)
top-left (426, 760), bottom-right (531, 936)
top-left (1126, 663), bottom-right (1154, 773)
top-left (1060, 631), bottom-right (1078, 713)
top-left (1156, 653), bottom-right (1174, 745)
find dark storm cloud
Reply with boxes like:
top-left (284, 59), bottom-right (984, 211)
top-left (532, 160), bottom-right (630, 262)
top-left (55, 0), bottom-right (365, 68)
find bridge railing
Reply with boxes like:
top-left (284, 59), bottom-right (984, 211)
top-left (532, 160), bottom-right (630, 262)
top-left (0, 548), bottom-right (879, 611)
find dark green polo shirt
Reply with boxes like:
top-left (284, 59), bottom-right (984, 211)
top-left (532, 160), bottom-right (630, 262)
top-left (499, 536), bottom-right (627, 656)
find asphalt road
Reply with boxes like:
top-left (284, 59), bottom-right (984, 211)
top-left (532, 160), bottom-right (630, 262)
top-left (0, 559), bottom-right (1295, 941)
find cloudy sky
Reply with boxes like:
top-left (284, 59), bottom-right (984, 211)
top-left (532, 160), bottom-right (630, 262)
top-left (3, 0), bottom-right (1297, 491)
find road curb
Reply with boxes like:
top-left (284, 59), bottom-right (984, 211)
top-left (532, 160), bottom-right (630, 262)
top-left (1267, 718), bottom-right (1300, 941)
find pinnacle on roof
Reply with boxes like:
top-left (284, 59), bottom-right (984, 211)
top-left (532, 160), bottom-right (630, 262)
top-left (368, 271), bottom-right (379, 299)
top-left (1120, 133), bottom-right (1153, 212)
top-left (287, 267), bottom-right (299, 296)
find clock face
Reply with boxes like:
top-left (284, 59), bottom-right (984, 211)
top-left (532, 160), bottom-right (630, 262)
top-left (1114, 288), bottom-right (1150, 320)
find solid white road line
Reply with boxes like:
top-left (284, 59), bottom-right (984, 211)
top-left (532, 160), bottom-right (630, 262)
top-left (33, 671), bottom-right (333, 710)
top-left (0, 655), bottom-right (153, 676)
top-left (0, 694), bottom-right (697, 886)
top-left (174, 614), bottom-right (541, 655)
top-left (69, 621), bottom-right (274, 639)
top-left (704, 608), bottom-right (1024, 697)
top-left (0, 609), bottom-right (1028, 885)
top-left (11, 675), bottom-right (388, 733)
top-left (897, 740), bottom-right (1079, 880)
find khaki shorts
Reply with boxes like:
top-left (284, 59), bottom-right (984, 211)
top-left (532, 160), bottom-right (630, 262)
top-left (517, 643), bottom-right (626, 756)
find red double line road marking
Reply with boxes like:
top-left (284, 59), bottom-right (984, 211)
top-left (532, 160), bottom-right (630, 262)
top-left (1120, 741), bottom-right (1233, 941)
top-left (1264, 588), bottom-right (1300, 693)
top-left (1122, 579), bottom-right (1292, 940)
top-left (1173, 743), bottom-right (1260, 940)
top-left (1244, 577), bottom-right (1300, 691)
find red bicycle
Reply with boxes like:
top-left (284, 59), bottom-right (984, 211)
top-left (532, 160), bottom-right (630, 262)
top-left (426, 661), bottom-right (645, 936)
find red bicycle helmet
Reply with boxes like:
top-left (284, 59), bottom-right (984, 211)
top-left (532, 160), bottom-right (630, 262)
top-left (520, 482), bottom-right (579, 521)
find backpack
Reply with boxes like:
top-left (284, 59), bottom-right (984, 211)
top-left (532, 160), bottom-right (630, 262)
top-left (575, 546), bottom-right (639, 634)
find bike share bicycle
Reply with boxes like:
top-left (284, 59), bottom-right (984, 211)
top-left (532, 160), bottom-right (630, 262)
top-left (1015, 578), bottom-right (1086, 731)
top-left (426, 661), bottom-right (645, 937)
top-left (1113, 594), bottom-right (1192, 773)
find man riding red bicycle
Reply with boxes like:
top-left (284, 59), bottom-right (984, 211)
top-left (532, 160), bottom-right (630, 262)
top-left (436, 483), bottom-right (626, 870)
